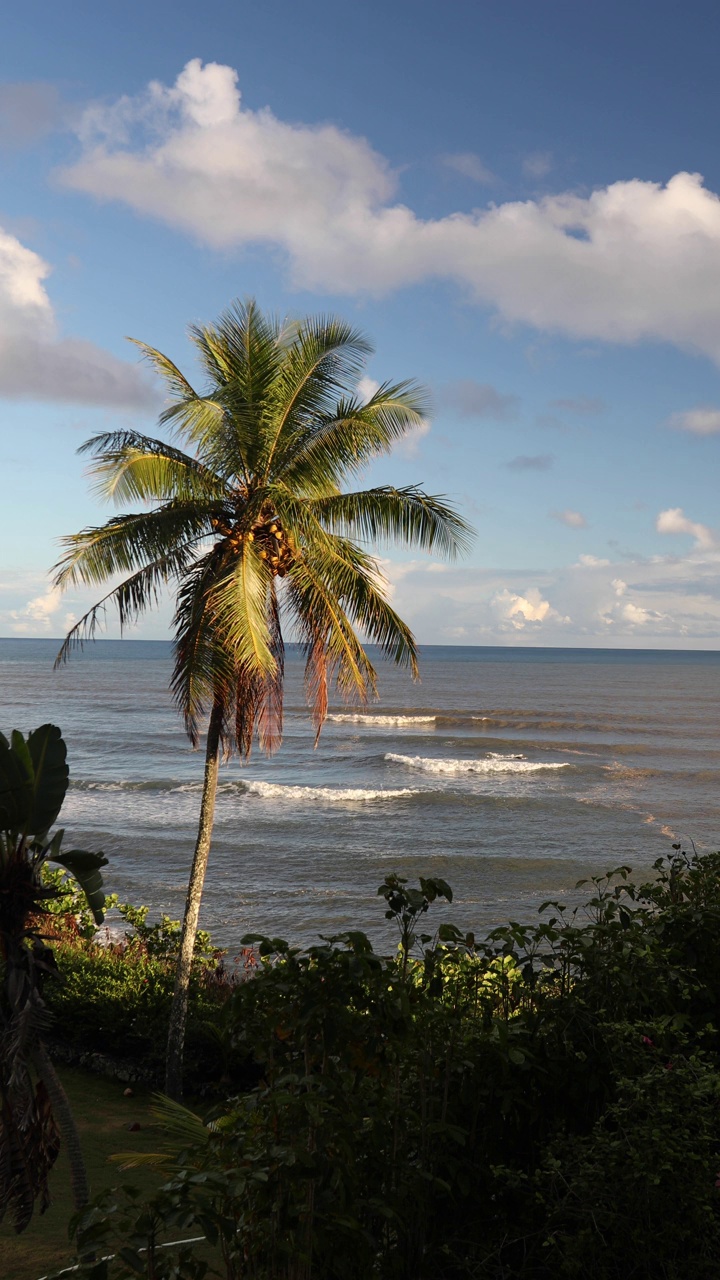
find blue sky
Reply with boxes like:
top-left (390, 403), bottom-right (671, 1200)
top-left (3, 0), bottom-right (720, 646)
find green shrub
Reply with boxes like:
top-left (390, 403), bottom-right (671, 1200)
top-left (41, 886), bottom-right (242, 1092)
top-left (61, 850), bottom-right (720, 1278)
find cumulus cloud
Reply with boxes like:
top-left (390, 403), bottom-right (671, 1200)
top-left (0, 573), bottom-right (175, 639)
top-left (379, 543), bottom-right (720, 646)
top-left (5, 585), bottom-right (76, 635)
top-left (440, 379), bottom-right (519, 421)
top-left (492, 586), bottom-right (567, 630)
top-left (0, 82), bottom-right (66, 147)
top-left (668, 405), bottom-right (720, 435)
top-left (506, 454), bottom-right (554, 471)
top-left (441, 152), bottom-right (497, 184)
top-left (0, 224), bottom-right (157, 406)
top-left (552, 508), bottom-right (587, 528)
top-left (656, 507), bottom-right (715, 549)
top-left (58, 60), bottom-right (720, 364)
top-left (357, 375), bottom-right (380, 401)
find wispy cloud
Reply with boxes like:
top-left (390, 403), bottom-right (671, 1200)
top-left (550, 396), bottom-right (605, 415)
top-left (667, 405), bottom-right (720, 435)
top-left (440, 380), bottom-right (519, 421)
top-left (57, 60), bottom-right (720, 366)
top-left (441, 152), bottom-right (497, 184)
top-left (551, 508), bottom-right (587, 528)
top-left (522, 151), bottom-right (553, 179)
top-left (506, 454), bottom-right (554, 471)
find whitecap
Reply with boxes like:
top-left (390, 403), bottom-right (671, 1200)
top-left (326, 714), bottom-right (436, 726)
top-left (246, 780), bottom-right (418, 803)
top-left (385, 753), bottom-right (570, 776)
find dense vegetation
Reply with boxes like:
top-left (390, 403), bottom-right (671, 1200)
top-left (0, 724), bottom-right (108, 1230)
top-left (47, 846), bottom-right (720, 1279)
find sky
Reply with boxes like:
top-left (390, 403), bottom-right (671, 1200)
top-left (3, 0), bottom-right (720, 647)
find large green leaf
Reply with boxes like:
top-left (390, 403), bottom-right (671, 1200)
top-left (26, 724), bottom-right (69, 837)
top-left (0, 730), bottom-right (33, 833)
top-left (50, 849), bottom-right (108, 925)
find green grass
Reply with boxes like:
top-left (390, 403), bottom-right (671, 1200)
top-left (1, 1066), bottom-right (167, 1280)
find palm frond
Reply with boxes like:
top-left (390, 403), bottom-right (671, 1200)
top-left (128, 339), bottom-right (198, 400)
top-left (261, 316), bottom-right (374, 479)
top-left (235, 586), bottom-right (284, 757)
top-left (189, 298), bottom-right (281, 389)
top-left (171, 546), bottom-right (237, 746)
top-left (208, 540), bottom-right (277, 677)
top-left (284, 556), bottom-right (378, 735)
top-left (53, 503), bottom-right (215, 591)
top-left (294, 535), bottom-right (419, 678)
top-left (276, 382), bottom-right (429, 491)
top-left (78, 430), bottom-right (229, 506)
top-left (55, 543), bottom-right (204, 667)
top-left (310, 486), bottom-right (475, 559)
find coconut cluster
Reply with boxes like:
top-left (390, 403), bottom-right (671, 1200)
top-left (211, 515), bottom-right (294, 578)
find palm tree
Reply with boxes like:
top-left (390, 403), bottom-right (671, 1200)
top-left (53, 300), bottom-right (473, 1097)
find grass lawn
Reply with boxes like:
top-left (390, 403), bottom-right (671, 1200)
top-left (1, 1066), bottom-right (172, 1280)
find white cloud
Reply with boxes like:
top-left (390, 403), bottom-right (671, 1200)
top-left (357, 375), bottom-right (380, 401)
top-left (380, 545), bottom-right (720, 646)
top-left (668, 405), bottom-right (720, 435)
top-left (552, 508), bottom-right (588, 528)
top-left (7, 585), bottom-right (63, 634)
top-left (0, 572), bottom-right (174, 639)
top-left (492, 586), bottom-right (563, 629)
top-left (620, 601), bottom-right (652, 625)
top-left (441, 152), bottom-right (497, 184)
top-left (656, 507), bottom-right (715, 549)
top-left (577, 554), bottom-right (609, 567)
top-left (0, 224), bottom-right (157, 406)
top-left (59, 60), bottom-right (720, 365)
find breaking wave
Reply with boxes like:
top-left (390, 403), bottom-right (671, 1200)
top-left (246, 781), bottom-right (420, 803)
top-left (385, 753), bottom-right (571, 776)
top-left (326, 714), bottom-right (436, 726)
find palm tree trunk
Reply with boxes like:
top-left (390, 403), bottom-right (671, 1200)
top-left (165, 700), bottom-right (224, 1100)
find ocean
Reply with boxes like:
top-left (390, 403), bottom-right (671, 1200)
top-left (2, 638), bottom-right (720, 950)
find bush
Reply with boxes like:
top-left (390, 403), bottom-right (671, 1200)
top-left (61, 851), bottom-right (720, 1279)
top-left (40, 878), bottom-right (247, 1092)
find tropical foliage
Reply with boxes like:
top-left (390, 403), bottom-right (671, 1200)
top-left (42, 887), bottom-right (241, 1093)
top-left (0, 724), bottom-right (107, 1231)
top-left (53, 299), bottom-right (472, 1096)
top-left (61, 846), bottom-right (720, 1278)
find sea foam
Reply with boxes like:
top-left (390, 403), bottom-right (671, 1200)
top-left (385, 753), bottom-right (570, 776)
top-left (326, 714), bottom-right (435, 726)
top-left (246, 781), bottom-right (419, 803)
